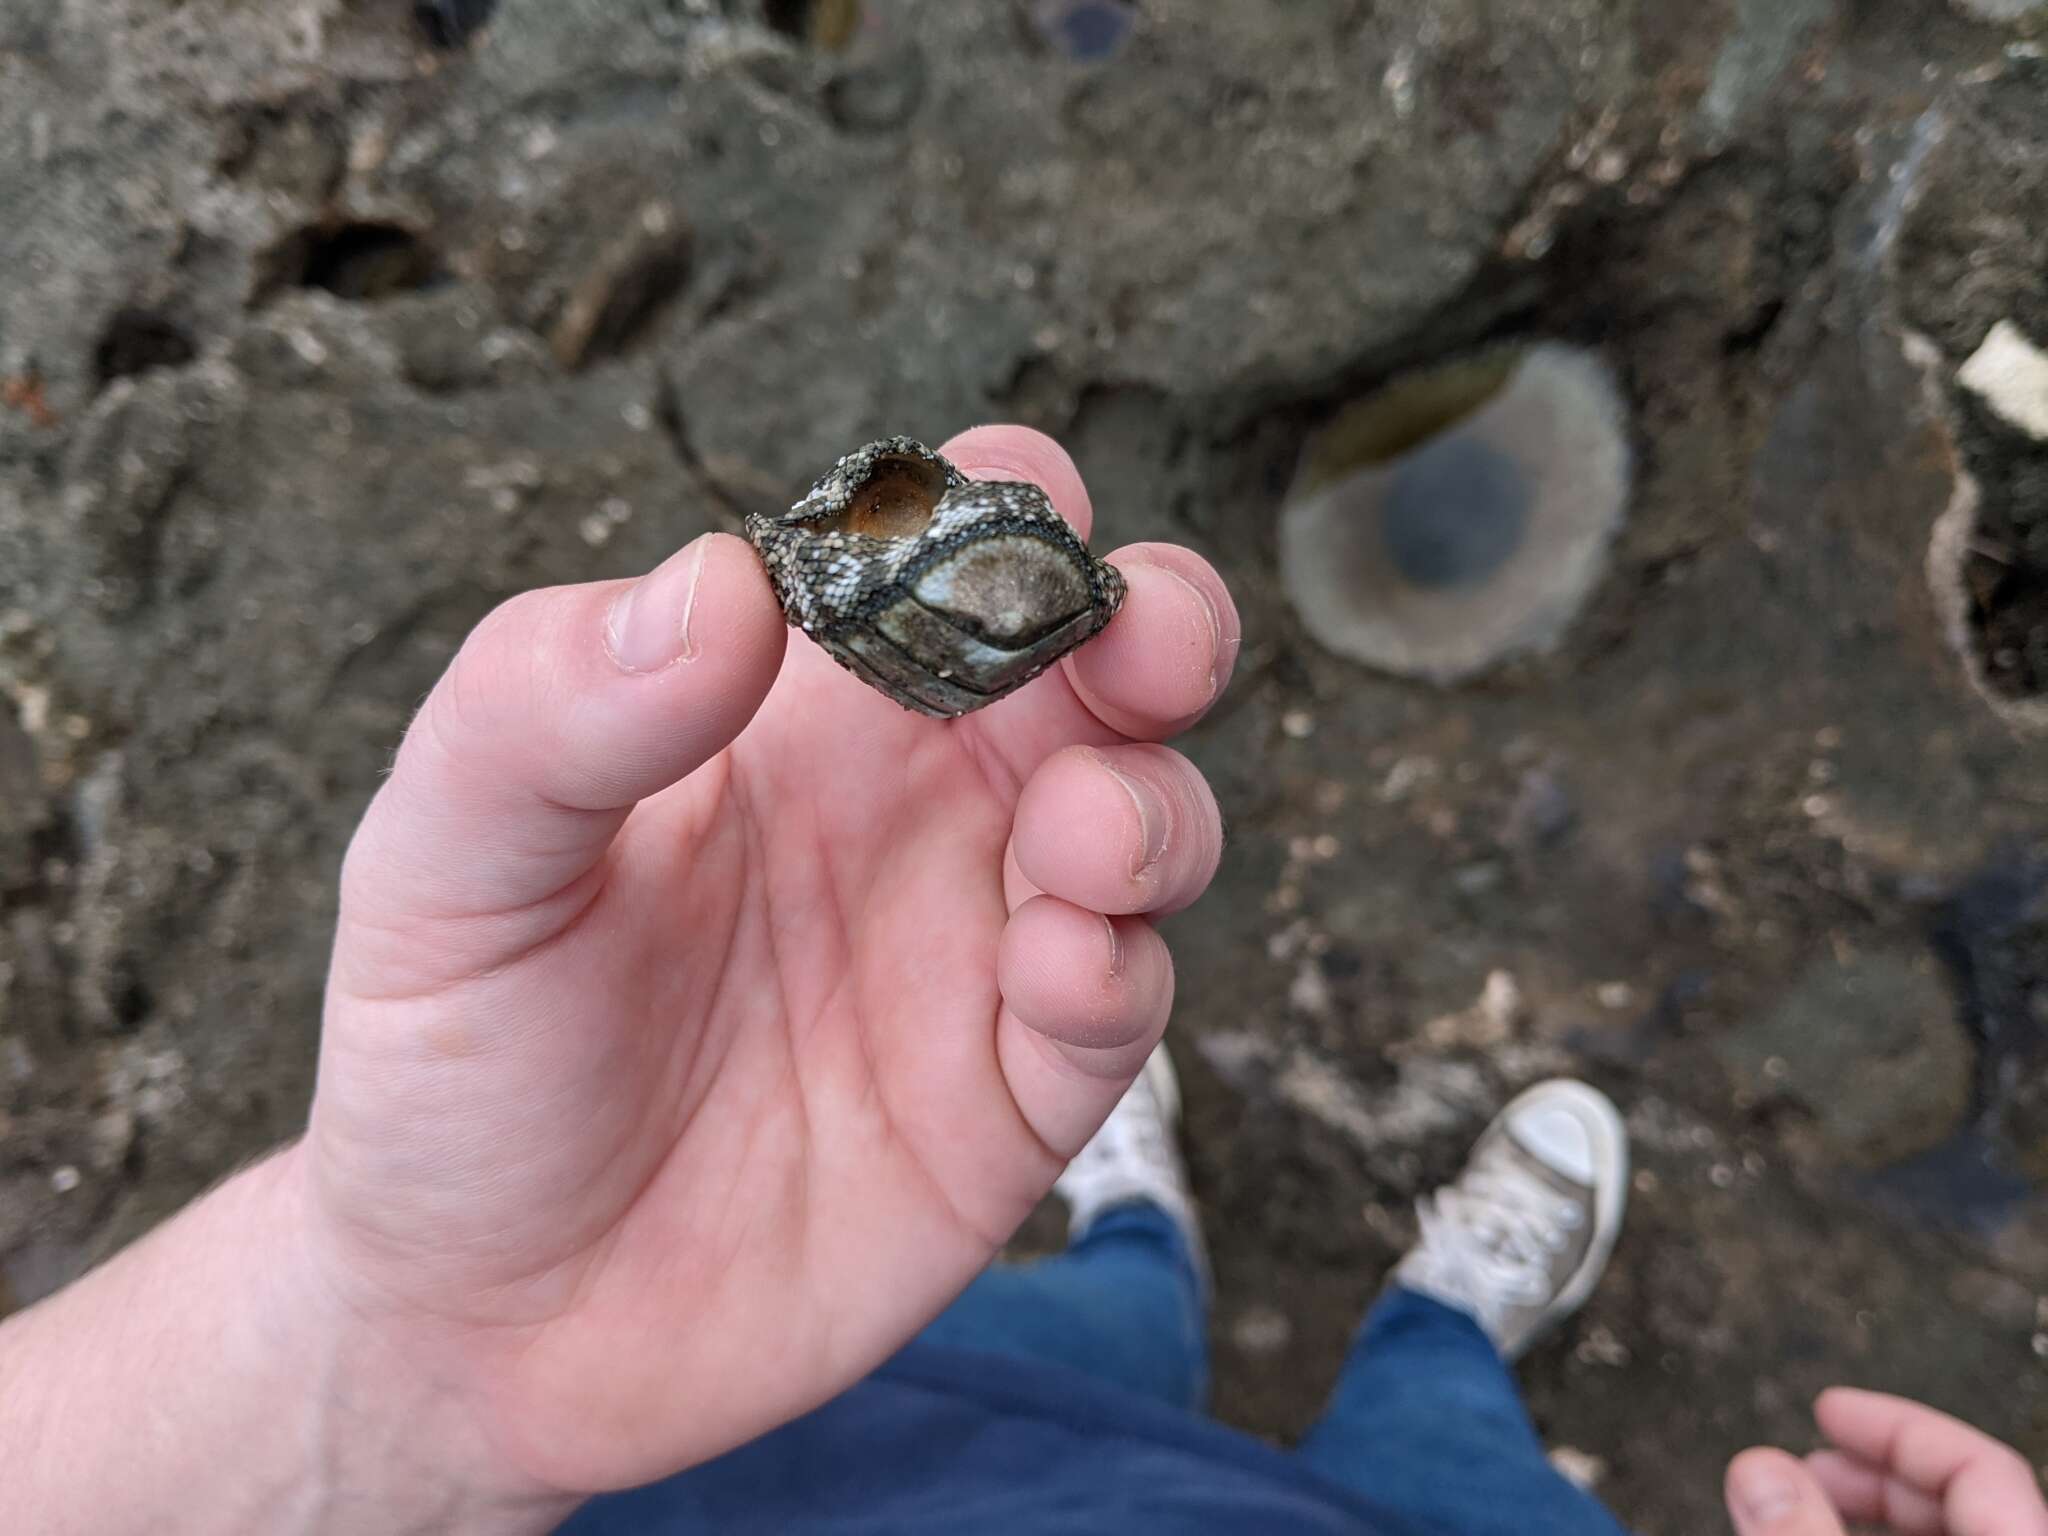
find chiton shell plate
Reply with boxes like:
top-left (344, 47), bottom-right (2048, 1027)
top-left (745, 436), bottom-right (1124, 717)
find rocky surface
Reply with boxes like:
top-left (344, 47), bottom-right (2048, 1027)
top-left (3, 1), bottom-right (2046, 1528)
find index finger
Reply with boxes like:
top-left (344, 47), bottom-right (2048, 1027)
top-left (939, 426), bottom-right (1237, 774)
top-left (941, 423), bottom-right (1094, 541)
top-left (1814, 1388), bottom-right (2048, 1536)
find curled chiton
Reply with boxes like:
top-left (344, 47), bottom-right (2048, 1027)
top-left (746, 436), bottom-right (1124, 717)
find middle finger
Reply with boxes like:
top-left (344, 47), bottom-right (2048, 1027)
top-left (1010, 742), bottom-right (1223, 917)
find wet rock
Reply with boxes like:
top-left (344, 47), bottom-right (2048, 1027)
top-left (1715, 949), bottom-right (1974, 1171)
top-left (1862, 1130), bottom-right (2035, 1238)
top-left (1931, 859), bottom-right (2048, 1182)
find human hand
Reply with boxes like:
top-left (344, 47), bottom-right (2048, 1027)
top-left (1726, 1388), bottom-right (2048, 1536)
top-left (288, 426), bottom-right (1238, 1501)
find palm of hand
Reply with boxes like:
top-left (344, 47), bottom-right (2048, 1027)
top-left (318, 657), bottom-right (1035, 1480)
top-left (510, 650), bottom-right (1076, 1362)
top-left (304, 449), bottom-right (1229, 1494)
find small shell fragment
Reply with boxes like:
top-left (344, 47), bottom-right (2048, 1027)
top-left (746, 437), bottom-right (1124, 717)
top-left (1957, 320), bottom-right (2048, 441)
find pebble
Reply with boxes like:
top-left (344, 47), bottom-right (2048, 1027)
top-left (1452, 861), bottom-right (1503, 895)
top-left (1232, 1305), bottom-right (1294, 1358)
top-left (1575, 1325), bottom-right (1630, 1367)
top-left (1379, 755), bottom-right (1435, 801)
top-left (1288, 960), bottom-right (1334, 1018)
top-left (1548, 1447), bottom-right (1608, 1491)
top-left (1503, 765), bottom-right (1576, 849)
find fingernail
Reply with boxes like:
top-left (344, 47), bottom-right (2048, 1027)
top-left (1730, 1463), bottom-right (1799, 1525)
top-left (1145, 562), bottom-right (1226, 702)
top-left (1099, 755), bottom-right (1170, 876)
top-left (607, 540), bottom-right (706, 672)
top-left (1102, 914), bottom-right (1125, 978)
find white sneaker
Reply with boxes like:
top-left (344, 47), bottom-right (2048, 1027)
top-left (1393, 1079), bottom-right (1628, 1360)
top-left (1053, 1043), bottom-right (1207, 1284)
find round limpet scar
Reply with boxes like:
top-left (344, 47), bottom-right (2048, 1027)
top-left (1279, 343), bottom-right (1631, 684)
top-left (745, 436), bottom-right (1125, 717)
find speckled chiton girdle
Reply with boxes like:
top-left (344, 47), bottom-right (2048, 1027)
top-left (745, 437), bottom-right (1125, 717)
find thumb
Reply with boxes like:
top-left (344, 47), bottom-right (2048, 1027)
top-left (1727, 1449), bottom-right (1849, 1536)
top-left (338, 533), bottom-right (785, 979)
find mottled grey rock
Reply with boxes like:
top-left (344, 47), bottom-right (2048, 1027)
top-left (1716, 951), bottom-right (1974, 1171)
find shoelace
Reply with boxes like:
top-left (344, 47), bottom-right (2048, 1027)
top-left (1071, 1086), bottom-right (1174, 1177)
top-left (1411, 1152), bottom-right (1585, 1312)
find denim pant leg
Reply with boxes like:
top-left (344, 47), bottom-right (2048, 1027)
top-left (559, 1201), bottom-right (1209, 1535)
top-left (913, 1200), bottom-right (1209, 1410)
top-left (1295, 1287), bottom-right (1630, 1536)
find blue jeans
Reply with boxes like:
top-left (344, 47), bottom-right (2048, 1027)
top-left (913, 1202), bottom-right (1211, 1411)
top-left (572, 1202), bottom-right (1626, 1535)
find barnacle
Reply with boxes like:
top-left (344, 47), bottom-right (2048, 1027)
top-left (1279, 344), bottom-right (1631, 683)
top-left (746, 437), bottom-right (1124, 717)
